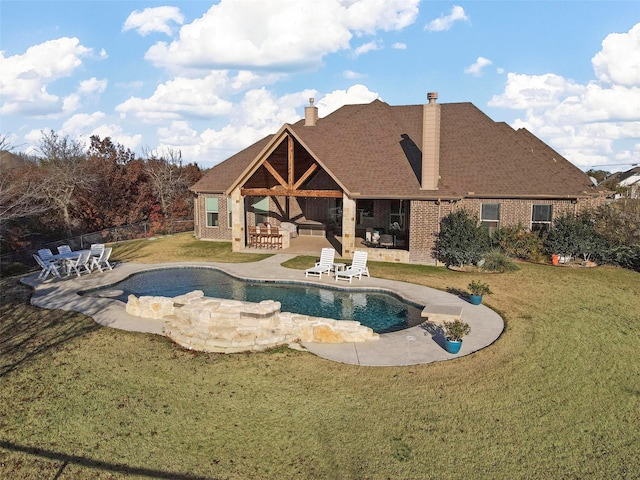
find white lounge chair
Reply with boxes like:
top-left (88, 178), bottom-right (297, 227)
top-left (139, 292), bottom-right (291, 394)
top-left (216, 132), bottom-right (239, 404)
top-left (305, 248), bottom-right (335, 279)
top-left (335, 251), bottom-right (370, 283)
top-left (90, 247), bottom-right (113, 272)
top-left (33, 254), bottom-right (62, 280)
top-left (67, 250), bottom-right (92, 277)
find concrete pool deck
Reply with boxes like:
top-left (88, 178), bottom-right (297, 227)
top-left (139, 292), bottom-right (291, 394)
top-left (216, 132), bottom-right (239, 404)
top-left (21, 254), bottom-right (504, 366)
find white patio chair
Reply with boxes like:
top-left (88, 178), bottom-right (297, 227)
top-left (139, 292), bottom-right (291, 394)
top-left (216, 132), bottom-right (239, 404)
top-left (33, 254), bottom-right (62, 280)
top-left (67, 250), bottom-right (92, 277)
top-left (90, 243), bottom-right (105, 256)
top-left (90, 247), bottom-right (113, 272)
top-left (57, 245), bottom-right (72, 254)
top-left (335, 251), bottom-right (370, 283)
top-left (305, 248), bottom-right (335, 279)
top-left (37, 248), bottom-right (55, 261)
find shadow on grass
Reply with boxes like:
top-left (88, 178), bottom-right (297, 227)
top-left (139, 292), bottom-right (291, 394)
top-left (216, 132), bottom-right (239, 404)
top-left (0, 440), bottom-right (216, 480)
top-left (0, 279), bottom-right (101, 378)
top-left (446, 286), bottom-right (469, 299)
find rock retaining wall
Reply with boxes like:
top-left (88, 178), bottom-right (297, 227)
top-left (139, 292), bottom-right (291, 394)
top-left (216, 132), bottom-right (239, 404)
top-left (126, 290), bottom-right (379, 353)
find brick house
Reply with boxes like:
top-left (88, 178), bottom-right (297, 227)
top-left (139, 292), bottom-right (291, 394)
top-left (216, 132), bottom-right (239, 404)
top-left (190, 93), bottom-right (607, 263)
top-left (601, 167), bottom-right (640, 199)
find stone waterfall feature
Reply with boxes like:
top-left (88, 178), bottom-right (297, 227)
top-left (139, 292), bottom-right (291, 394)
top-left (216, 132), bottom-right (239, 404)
top-left (126, 290), bottom-right (379, 354)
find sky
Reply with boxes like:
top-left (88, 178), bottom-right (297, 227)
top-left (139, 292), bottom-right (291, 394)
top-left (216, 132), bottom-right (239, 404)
top-left (1, 0), bottom-right (639, 172)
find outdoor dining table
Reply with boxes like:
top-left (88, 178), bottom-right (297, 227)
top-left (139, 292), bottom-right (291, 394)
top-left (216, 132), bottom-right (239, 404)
top-left (51, 249), bottom-right (89, 261)
top-left (51, 249), bottom-right (91, 275)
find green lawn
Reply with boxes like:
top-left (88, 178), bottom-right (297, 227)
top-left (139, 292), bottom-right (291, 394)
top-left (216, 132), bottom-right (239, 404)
top-left (1, 233), bottom-right (639, 479)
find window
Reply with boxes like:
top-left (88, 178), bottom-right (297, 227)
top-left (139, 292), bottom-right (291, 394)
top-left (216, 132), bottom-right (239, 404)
top-left (206, 197), bottom-right (219, 227)
top-left (253, 197), bottom-right (269, 225)
top-left (227, 197), bottom-right (233, 228)
top-left (481, 203), bottom-right (500, 234)
top-left (531, 204), bottom-right (552, 232)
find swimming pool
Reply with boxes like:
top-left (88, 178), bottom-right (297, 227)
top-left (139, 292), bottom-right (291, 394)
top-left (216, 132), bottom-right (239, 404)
top-left (83, 267), bottom-right (424, 333)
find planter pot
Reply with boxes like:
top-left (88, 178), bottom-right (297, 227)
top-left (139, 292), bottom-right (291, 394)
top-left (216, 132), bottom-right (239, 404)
top-left (445, 338), bottom-right (462, 354)
top-left (551, 254), bottom-right (559, 265)
top-left (469, 294), bottom-right (482, 305)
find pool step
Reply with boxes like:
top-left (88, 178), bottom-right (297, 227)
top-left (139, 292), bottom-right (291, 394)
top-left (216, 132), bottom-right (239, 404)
top-left (421, 305), bottom-right (463, 325)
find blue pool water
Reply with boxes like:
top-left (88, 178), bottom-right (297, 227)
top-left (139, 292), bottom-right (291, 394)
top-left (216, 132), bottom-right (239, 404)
top-left (84, 268), bottom-right (424, 333)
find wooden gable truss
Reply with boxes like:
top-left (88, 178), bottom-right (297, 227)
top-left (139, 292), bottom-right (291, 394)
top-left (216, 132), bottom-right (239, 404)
top-left (240, 131), bottom-right (343, 199)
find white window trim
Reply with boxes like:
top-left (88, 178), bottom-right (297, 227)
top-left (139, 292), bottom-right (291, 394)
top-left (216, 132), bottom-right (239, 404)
top-left (206, 197), bottom-right (219, 228)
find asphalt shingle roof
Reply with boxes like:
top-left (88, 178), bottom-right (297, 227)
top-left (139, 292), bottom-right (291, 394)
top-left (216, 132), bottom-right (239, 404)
top-left (191, 99), bottom-right (605, 199)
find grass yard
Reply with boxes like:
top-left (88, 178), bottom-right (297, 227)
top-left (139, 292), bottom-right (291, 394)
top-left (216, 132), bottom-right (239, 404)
top-left (1, 233), bottom-right (639, 479)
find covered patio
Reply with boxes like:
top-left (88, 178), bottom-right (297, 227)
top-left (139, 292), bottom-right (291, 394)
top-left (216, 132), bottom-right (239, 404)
top-left (242, 230), bottom-right (411, 263)
top-left (226, 127), bottom-right (411, 260)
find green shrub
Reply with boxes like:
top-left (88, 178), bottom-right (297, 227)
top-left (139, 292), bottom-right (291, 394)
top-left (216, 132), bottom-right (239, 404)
top-left (443, 319), bottom-right (471, 341)
top-left (600, 243), bottom-right (640, 272)
top-left (481, 249), bottom-right (520, 272)
top-left (544, 213), bottom-right (607, 262)
top-left (490, 224), bottom-right (545, 262)
top-left (434, 210), bottom-right (489, 267)
top-left (468, 280), bottom-right (492, 296)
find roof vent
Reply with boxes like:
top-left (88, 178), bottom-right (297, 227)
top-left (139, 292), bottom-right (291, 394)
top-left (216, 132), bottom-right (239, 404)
top-left (427, 92), bottom-right (438, 105)
top-left (304, 97), bottom-right (318, 127)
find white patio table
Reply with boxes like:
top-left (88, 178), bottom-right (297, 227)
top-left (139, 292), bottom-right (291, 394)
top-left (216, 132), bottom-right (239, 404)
top-left (51, 250), bottom-right (90, 275)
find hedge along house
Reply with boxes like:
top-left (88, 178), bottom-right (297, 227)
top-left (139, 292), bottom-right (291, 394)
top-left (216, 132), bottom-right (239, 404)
top-left (190, 93), bottom-right (608, 264)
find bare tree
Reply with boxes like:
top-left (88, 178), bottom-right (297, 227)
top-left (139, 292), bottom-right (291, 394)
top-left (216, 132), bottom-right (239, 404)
top-left (36, 130), bottom-right (97, 234)
top-left (143, 147), bottom-right (190, 218)
top-left (0, 135), bottom-right (52, 236)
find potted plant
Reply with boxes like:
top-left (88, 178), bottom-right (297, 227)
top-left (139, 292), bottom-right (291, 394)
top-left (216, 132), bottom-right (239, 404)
top-left (443, 319), bottom-right (471, 354)
top-left (468, 280), bottom-right (492, 305)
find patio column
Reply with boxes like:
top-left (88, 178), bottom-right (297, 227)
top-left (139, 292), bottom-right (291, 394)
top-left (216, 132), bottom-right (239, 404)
top-left (341, 194), bottom-right (356, 258)
top-left (231, 188), bottom-right (245, 252)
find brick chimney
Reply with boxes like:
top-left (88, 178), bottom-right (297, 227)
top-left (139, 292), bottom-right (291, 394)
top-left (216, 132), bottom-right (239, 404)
top-left (421, 92), bottom-right (440, 190)
top-left (304, 98), bottom-right (318, 127)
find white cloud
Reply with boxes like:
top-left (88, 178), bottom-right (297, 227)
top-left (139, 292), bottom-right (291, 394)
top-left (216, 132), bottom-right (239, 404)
top-left (464, 57), bottom-right (492, 77)
top-left (48, 112), bottom-right (141, 151)
top-left (353, 40), bottom-right (383, 57)
top-left (488, 72), bottom-right (584, 109)
top-left (316, 84), bottom-right (379, 116)
top-left (115, 69), bottom-right (289, 123)
top-left (116, 80), bottom-right (144, 90)
top-left (424, 5), bottom-right (469, 32)
top-left (87, 126), bottom-right (143, 151)
top-left (343, 70), bottom-right (366, 80)
top-left (22, 112), bottom-right (141, 155)
top-left (153, 85), bottom-right (380, 167)
top-left (144, 0), bottom-right (419, 72)
top-left (489, 22), bottom-right (640, 169)
top-left (592, 22), bottom-right (640, 86)
top-left (78, 77), bottom-right (108, 95)
top-left (62, 77), bottom-right (108, 114)
top-left (153, 88), bottom-right (317, 166)
top-left (0, 37), bottom-right (92, 116)
top-left (115, 73), bottom-right (237, 122)
top-left (392, 42), bottom-right (407, 50)
top-left (60, 111), bottom-right (106, 133)
top-left (123, 6), bottom-right (184, 36)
